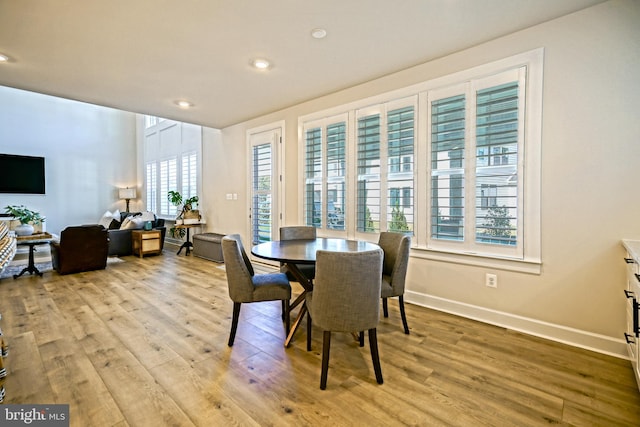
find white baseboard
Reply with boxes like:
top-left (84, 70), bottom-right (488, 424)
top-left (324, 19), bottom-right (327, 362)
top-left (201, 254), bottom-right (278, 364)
top-left (405, 290), bottom-right (628, 360)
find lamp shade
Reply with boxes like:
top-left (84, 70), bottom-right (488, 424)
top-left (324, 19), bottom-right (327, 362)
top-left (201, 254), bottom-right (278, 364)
top-left (119, 188), bottom-right (137, 199)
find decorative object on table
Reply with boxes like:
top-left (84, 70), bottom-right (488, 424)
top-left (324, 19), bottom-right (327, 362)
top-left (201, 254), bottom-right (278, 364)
top-left (3, 205), bottom-right (45, 236)
top-left (378, 231), bottom-right (412, 334)
top-left (221, 234), bottom-right (291, 347)
top-left (183, 198), bottom-right (201, 223)
top-left (119, 187), bottom-right (137, 212)
top-left (167, 191), bottom-right (200, 237)
top-left (183, 194), bottom-right (200, 223)
top-left (306, 248), bottom-right (384, 390)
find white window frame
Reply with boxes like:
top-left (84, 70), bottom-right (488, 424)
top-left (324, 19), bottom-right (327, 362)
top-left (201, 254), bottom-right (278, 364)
top-left (425, 67), bottom-right (525, 259)
top-left (301, 113), bottom-right (350, 237)
top-left (299, 49), bottom-right (543, 273)
top-left (143, 118), bottom-right (202, 219)
top-left (246, 121), bottom-right (284, 249)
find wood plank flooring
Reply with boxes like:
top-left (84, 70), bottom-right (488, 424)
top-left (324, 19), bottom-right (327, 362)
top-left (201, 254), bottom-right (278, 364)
top-left (1, 248), bottom-right (639, 426)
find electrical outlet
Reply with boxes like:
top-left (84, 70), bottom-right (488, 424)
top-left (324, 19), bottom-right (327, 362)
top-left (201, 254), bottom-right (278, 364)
top-left (485, 273), bottom-right (498, 288)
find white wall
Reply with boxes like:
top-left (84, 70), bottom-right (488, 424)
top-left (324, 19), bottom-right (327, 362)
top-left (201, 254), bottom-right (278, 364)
top-left (209, 0), bottom-right (640, 356)
top-left (0, 86), bottom-right (137, 235)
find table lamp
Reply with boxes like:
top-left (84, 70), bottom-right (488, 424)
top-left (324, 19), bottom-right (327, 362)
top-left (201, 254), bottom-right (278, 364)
top-left (119, 187), bottom-right (137, 212)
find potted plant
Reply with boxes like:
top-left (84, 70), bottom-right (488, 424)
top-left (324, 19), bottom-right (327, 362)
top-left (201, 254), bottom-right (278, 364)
top-left (167, 191), bottom-right (187, 239)
top-left (4, 205), bottom-right (45, 236)
top-left (167, 190), bottom-right (183, 221)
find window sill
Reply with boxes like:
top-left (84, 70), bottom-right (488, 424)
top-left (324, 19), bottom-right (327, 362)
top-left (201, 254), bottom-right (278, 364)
top-left (410, 246), bottom-right (542, 275)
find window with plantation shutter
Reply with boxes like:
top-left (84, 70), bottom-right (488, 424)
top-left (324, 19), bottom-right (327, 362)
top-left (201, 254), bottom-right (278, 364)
top-left (387, 106), bottom-right (414, 233)
top-left (326, 122), bottom-right (346, 230)
top-left (474, 82), bottom-right (519, 246)
top-left (252, 143), bottom-right (273, 244)
top-left (302, 101), bottom-right (416, 237)
top-left (159, 158), bottom-right (177, 216)
top-left (427, 67), bottom-right (526, 258)
top-left (181, 151), bottom-right (198, 202)
top-left (357, 113), bottom-right (381, 233)
top-left (304, 127), bottom-right (322, 227)
top-left (247, 124), bottom-right (283, 248)
top-left (146, 162), bottom-right (157, 213)
top-left (302, 115), bottom-right (348, 232)
top-left (298, 49), bottom-right (541, 269)
top-left (430, 94), bottom-right (466, 241)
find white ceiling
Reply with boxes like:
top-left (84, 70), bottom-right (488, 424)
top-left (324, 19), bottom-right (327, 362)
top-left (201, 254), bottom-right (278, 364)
top-left (0, 0), bottom-right (605, 129)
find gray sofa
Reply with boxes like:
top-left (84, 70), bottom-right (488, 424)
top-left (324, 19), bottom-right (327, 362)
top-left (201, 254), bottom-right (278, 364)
top-left (105, 212), bottom-right (166, 256)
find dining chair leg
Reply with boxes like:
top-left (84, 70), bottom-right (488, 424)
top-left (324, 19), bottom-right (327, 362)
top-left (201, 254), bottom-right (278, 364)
top-left (228, 302), bottom-right (241, 347)
top-left (284, 299), bottom-right (290, 334)
top-left (368, 328), bottom-right (383, 385)
top-left (281, 300), bottom-right (286, 321)
top-left (320, 331), bottom-right (332, 390)
top-left (307, 311), bottom-right (312, 351)
top-left (359, 331), bottom-right (364, 347)
top-left (399, 295), bottom-right (409, 334)
top-left (382, 298), bottom-right (389, 318)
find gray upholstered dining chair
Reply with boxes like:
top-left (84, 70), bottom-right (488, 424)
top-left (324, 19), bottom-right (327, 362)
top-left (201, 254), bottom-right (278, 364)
top-left (306, 248), bottom-right (384, 390)
top-left (378, 232), bottom-right (411, 334)
top-left (279, 226), bottom-right (316, 282)
top-left (221, 234), bottom-right (292, 346)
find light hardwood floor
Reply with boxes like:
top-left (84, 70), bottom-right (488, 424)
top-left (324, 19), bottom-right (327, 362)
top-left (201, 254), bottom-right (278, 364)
top-left (1, 247), bottom-right (639, 426)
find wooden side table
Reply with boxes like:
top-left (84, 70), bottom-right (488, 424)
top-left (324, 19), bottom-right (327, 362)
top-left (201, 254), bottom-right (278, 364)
top-left (132, 230), bottom-right (162, 258)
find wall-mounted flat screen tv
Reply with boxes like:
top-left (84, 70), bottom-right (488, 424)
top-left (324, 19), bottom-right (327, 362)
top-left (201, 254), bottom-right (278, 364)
top-left (0, 154), bottom-right (46, 194)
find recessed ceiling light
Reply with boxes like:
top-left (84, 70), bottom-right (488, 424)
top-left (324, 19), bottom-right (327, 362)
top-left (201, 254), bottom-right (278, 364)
top-left (0, 54), bottom-right (9, 62)
top-left (311, 28), bottom-right (327, 39)
top-left (252, 58), bottom-right (271, 70)
top-left (175, 100), bottom-right (193, 108)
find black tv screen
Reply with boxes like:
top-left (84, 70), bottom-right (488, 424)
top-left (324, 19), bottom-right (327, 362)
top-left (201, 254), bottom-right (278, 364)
top-left (0, 154), bottom-right (46, 194)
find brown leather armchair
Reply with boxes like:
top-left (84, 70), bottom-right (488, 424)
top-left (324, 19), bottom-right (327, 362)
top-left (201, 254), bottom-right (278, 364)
top-left (50, 225), bottom-right (109, 275)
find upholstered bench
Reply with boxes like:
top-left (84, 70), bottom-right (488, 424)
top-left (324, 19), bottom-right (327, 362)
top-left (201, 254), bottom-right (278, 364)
top-left (192, 233), bottom-right (224, 262)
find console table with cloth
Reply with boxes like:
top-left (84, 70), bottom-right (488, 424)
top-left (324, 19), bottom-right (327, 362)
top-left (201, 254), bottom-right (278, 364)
top-left (251, 237), bottom-right (380, 347)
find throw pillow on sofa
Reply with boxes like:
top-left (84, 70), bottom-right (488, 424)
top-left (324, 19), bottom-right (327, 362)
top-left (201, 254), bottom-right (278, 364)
top-left (98, 209), bottom-right (121, 229)
top-left (136, 211), bottom-right (156, 222)
top-left (120, 217), bottom-right (146, 230)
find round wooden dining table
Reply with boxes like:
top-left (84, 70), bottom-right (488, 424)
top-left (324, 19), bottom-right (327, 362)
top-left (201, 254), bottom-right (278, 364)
top-left (251, 237), bottom-right (380, 347)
